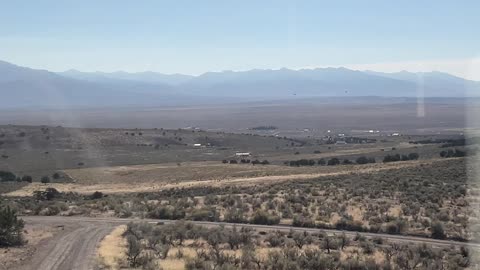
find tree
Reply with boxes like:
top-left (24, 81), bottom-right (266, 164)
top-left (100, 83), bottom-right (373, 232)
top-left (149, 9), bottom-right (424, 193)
top-left (292, 231), bottom-right (312, 249)
top-left (342, 159), bottom-right (353, 165)
top-left (339, 232), bottom-right (349, 250)
top-left (126, 235), bottom-right (142, 267)
top-left (52, 172), bottom-right (60, 179)
top-left (356, 156), bottom-right (369, 164)
top-left (33, 187), bottom-right (60, 201)
top-left (227, 225), bottom-right (242, 250)
top-left (0, 206), bottom-right (25, 246)
top-left (408, 152), bottom-right (419, 160)
top-left (21, 175), bottom-right (32, 183)
top-left (322, 236), bottom-right (336, 254)
top-left (91, 191), bottom-right (104, 199)
top-left (327, 158), bottom-right (340, 166)
top-left (383, 154), bottom-right (401, 163)
top-left (41, 176), bottom-right (50, 184)
top-left (318, 159), bottom-right (326, 165)
top-left (0, 171), bottom-right (16, 182)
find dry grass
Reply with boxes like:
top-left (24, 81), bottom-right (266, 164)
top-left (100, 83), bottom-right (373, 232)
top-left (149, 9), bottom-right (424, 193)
top-left (346, 206), bottom-right (365, 223)
top-left (388, 205), bottom-right (403, 218)
top-left (97, 225), bottom-right (127, 270)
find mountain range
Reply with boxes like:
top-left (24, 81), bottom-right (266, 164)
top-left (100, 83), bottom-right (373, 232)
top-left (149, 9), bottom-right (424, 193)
top-left (1, 60), bottom-right (478, 109)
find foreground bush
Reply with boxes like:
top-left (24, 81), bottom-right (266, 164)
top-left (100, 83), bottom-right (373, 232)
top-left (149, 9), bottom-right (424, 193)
top-left (0, 206), bottom-right (25, 247)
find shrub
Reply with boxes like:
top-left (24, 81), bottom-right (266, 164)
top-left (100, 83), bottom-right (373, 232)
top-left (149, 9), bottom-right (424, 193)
top-left (431, 221), bottom-right (446, 239)
top-left (190, 208), bottom-right (218, 221)
top-left (33, 187), bottom-right (60, 200)
top-left (147, 206), bottom-right (185, 220)
top-left (52, 172), bottom-right (60, 179)
top-left (0, 206), bottom-right (24, 247)
top-left (265, 232), bottom-right (285, 247)
top-left (251, 210), bottom-right (280, 225)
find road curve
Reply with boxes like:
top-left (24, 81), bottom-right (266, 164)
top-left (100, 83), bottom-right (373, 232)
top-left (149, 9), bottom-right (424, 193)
top-left (17, 215), bottom-right (478, 270)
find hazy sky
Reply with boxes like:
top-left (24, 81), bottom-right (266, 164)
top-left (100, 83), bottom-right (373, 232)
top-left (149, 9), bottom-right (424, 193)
top-left (1, 1), bottom-right (479, 79)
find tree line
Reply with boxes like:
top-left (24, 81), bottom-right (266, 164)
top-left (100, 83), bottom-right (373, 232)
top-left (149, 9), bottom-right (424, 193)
top-left (285, 156), bottom-right (376, 167)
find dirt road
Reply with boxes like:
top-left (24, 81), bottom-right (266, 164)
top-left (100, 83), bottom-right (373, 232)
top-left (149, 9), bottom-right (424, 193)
top-left (14, 215), bottom-right (479, 270)
top-left (16, 219), bottom-right (115, 270)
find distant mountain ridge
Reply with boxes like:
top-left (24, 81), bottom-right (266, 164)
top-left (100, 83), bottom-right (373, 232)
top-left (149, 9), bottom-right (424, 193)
top-left (61, 69), bottom-right (194, 85)
top-left (1, 60), bottom-right (478, 108)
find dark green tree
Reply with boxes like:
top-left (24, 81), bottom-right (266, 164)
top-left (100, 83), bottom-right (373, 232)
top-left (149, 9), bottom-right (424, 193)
top-left (0, 206), bottom-right (25, 246)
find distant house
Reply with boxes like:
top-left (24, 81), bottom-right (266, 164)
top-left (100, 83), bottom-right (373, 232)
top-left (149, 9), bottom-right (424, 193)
top-left (391, 133), bottom-right (400, 136)
top-left (335, 140), bottom-right (347, 145)
top-left (193, 143), bottom-right (202, 147)
top-left (235, 152), bottom-right (251, 157)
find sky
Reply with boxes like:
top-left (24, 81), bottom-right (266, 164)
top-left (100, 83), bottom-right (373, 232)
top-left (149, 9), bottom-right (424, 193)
top-left (1, 1), bottom-right (479, 79)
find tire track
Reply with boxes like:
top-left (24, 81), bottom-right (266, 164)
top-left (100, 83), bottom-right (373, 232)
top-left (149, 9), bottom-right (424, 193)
top-left (37, 226), bottom-right (90, 270)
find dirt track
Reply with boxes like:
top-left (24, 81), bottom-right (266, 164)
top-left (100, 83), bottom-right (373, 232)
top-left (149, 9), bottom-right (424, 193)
top-left (13, 215), bottom-right (480, 270)
top-left (16, 219), bottom-right (115, 270)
